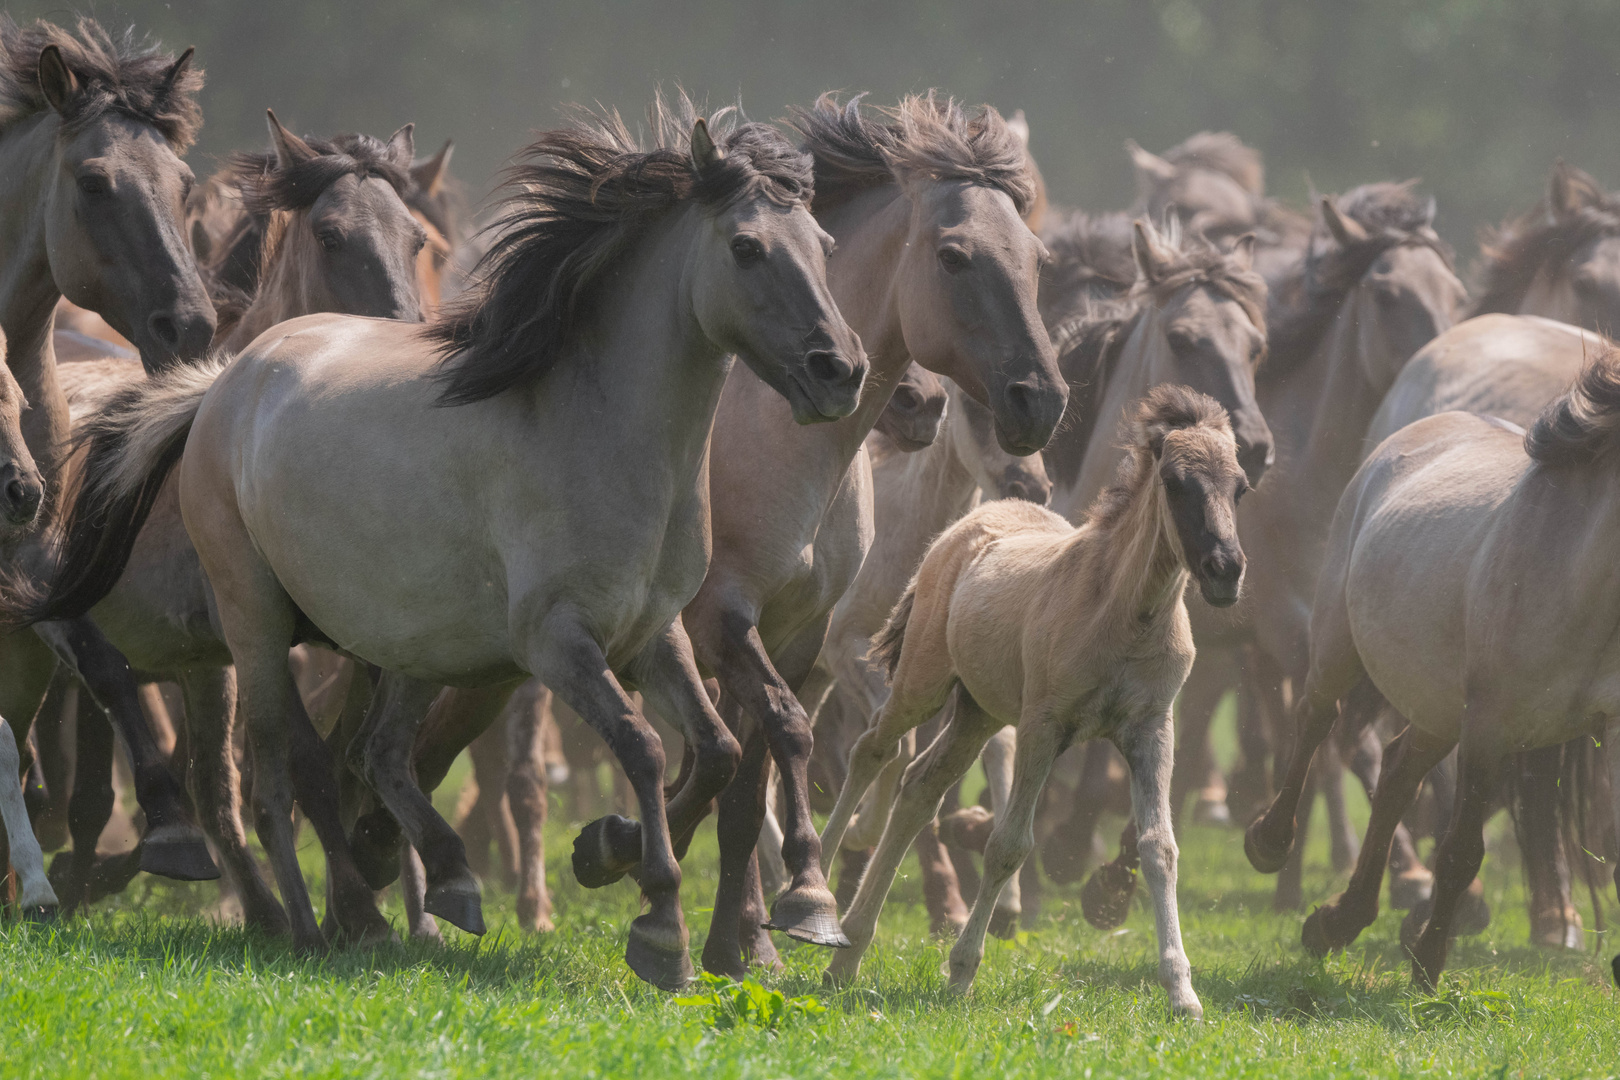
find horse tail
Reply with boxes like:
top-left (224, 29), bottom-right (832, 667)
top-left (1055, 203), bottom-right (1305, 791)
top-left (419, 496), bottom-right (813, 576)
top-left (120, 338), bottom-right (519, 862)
top-left (0, 357), bottom-right (229, 629)
top-left (869, 577), bottom-right (917, 683)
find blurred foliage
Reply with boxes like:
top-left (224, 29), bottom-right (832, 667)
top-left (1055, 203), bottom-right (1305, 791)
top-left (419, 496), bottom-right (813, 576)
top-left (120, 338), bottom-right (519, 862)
top-left (10, 1), bottom-right (1620, 255)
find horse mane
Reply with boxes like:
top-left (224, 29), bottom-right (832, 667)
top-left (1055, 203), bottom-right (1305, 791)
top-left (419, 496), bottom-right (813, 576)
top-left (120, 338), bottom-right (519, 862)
top-left (1265, 181), bottom-right (1450, 373)
top-left (1471, 163), bottom-right (1620, 318)
top-left (789, 92), bottom-right (1036, 217)
top-left (1525, 342), bottom-right (1620, 466)
top-left (428, 95), bottom-right (813, 407)
top-left (0, 17), bottom-right (202, 149)
top-left (229, 132), bottom-right (412, 216)
top-left (1088, 384), bottom-right (1232, 532)
top-left (1161, 131), bottom-right (1265, 197)
top-left (1038, 208), bottom-right (1136, 328)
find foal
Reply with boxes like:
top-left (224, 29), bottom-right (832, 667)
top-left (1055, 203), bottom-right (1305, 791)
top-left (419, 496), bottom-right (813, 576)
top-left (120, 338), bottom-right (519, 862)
top-left (821, 385), bottom-right (1247, 1018)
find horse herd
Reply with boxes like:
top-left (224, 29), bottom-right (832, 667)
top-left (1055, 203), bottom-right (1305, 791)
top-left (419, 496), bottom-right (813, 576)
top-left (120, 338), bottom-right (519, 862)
top-left (0, 17), bottom-right (1616, 1020)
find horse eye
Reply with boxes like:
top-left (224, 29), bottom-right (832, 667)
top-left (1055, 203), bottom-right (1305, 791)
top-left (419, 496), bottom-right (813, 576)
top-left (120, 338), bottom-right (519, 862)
top-left (77, 175), bottom-right (108, 196)
top-left (317, 231), bottom-right (343, 253)
top-left (730, 236), bottom-right (763, 265)
top-left (938, 247), bottom-right (968, 272)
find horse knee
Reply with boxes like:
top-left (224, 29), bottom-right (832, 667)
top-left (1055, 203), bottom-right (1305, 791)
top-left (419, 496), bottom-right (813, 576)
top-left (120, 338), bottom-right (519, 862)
top-left (616, 721), bottom-right (667, 793)
top-left (694, 730), bottom-right (742, 792)
top-left (1136, 827), bottom-right (1179, 880)
top-left (983, 828), bottom-right (1034, 883)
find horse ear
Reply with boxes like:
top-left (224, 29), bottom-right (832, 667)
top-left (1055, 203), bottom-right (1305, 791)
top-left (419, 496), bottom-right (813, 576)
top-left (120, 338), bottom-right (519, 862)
top-left (161, 46), bottom-right (195, 92)
top-left (265, 109), bottom-right (317, 169)
top-left (190, 219), bottom-right (212, 263)
top-left (1127, 140), bottom-right (1175, 183)
top-left (1133, 219), bottom-right (1169, 284)
top-left (411, 139), bottom-right (454, 197)
top-left (1320, 195), bottom-right (1368, 247)
top-left (1006, 109), bottom-right (1031, 153)
top-left (1228, 232), bottom-right (1256, 270)
top-left (384, 123), bottom-right (416, 169)
top-left (37, 45), bottom-right (79, 116)
top-left (691, 118), bottom-right (724, 173)
top-left (1548, 158), bottom-right (1599, 218)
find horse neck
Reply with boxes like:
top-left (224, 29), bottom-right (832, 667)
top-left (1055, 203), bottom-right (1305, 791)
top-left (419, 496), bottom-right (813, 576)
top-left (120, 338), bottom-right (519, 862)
top-left (0, 117), bottom-right (73, 483)
top-left (224, 213), bottom-right (319, 350)
top-left (1063, 458), bottom-right (1187, 629)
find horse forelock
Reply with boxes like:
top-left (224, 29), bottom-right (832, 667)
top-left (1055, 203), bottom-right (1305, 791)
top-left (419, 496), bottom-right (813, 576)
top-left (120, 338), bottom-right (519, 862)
top-left (0, 16), bottom-right (203, 149)
top-left (428, 94), bottom-right (813, 406)
top-left (230, 133), bottom-right (412, 216)
top-left (792, 91), bottom-right (1036, 215)
top-left (1525, 344), bottom-right (1620, 467)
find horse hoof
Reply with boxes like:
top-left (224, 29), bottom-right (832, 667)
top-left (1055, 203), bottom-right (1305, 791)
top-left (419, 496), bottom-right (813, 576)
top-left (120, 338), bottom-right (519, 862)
top-left (21, 904), bottom-right (58, 924)
top-left (1388, 869), bottom-right (1434, 910)
top-left (626, 918), bottom-right (693, 992)
top-left (987, 906), bottom-right (1020, 940)
top-left (424, 878), bottom-right (485, 936)
top-left (766, 885), bottom-right (850, 948)
top-left (937, 806), bottom-right (994, 854)
top-left (1301, 907), bottom-right (1336, 957)
top-left (138, 825), bottom-right (220, 881)
top-left (342, 908), bottom-right (398, 948)
top-left (1080, 861), bottom-right (1136, 930)
top-left (571, 815), bottom-right (641, 889)
top-left (1243, 819), bottom-right (1292, 875)
top-left (349, 812), bottom-right (403, 890)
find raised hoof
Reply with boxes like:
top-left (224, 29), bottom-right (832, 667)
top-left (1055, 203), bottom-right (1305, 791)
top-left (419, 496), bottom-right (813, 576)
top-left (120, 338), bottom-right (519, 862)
top-left (138, 826), bottom-right (220, 881)
top-left (626, 920), bottom-right (693, 992)
top-left (937, 806), bottom-right (994, 854)
top-left (1243, 818), bottom-right (1293, 875)
top-left (1080, 861), bottom-right (1136, 930)
top-left (570, 815), bottom-right (641, 889)
top-left (1388, 868), bottom-right (1434, 911)
top-left (423, 879), bottom-right (486, 936)
top-left (349, 812), bottom-right (403, 890)
top-left (987, 906), bottom-right (1020, 940)
top-left (766, 885), bottom-right (850, 948)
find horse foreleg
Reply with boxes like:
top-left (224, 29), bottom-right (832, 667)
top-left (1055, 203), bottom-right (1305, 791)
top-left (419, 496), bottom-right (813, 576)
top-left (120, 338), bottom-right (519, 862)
top-left (505, 684), bottom-right (554, 933)
top-left (33, 619), bottom-right (215, 881)
top-left (980, 724), bottom-right (1020, 935)
top-left (702, 711), bottom-right (779, 978)
top-left (755, 765), bottom-right (790, 898)
top-left (399, 844), bottom-right (443, 941)
top-left (0, 717), bottom-right (56, 915)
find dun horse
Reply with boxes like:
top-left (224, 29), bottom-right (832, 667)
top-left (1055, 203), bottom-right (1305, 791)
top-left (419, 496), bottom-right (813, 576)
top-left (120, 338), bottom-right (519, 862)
top-left (822, 386), bottom-right (1248, 1018)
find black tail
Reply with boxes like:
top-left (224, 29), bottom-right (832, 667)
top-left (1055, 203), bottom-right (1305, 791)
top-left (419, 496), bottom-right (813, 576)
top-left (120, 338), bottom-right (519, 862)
top-left (868, 578), bottom-right (916, 682)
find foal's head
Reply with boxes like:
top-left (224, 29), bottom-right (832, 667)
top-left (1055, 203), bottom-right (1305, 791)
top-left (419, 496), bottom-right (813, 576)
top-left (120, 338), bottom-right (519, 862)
top-left (873, 363), bottom-right (948, 451)
top-left (232, 111), bottom-right (425, 324)
top-left (0, 18), bottom-right (214, 369)
top-left (1135, 385), bottom-right (1247, 606)
top-left (0, 329), bottom-right (44, 533)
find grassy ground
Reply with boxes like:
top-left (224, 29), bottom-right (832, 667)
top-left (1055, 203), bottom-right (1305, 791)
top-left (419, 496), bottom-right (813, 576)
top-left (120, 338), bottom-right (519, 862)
top-left (1, 750), bottom-right (1615, 1079)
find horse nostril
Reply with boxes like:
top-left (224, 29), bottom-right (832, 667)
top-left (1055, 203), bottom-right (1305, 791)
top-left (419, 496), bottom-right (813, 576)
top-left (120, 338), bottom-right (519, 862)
top-left (807, 350), bottom-right (855, 385)
top-left (5, 477), bottom-right (40, 522)
top-left (892, 386), bottom-right (921, 412)
top-left (148, 313), bottom-right (180, 347)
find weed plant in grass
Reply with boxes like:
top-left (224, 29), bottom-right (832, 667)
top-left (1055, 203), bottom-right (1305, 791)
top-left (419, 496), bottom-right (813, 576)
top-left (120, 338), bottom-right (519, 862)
top-left (0, 770), bottom-right (1615, 1078)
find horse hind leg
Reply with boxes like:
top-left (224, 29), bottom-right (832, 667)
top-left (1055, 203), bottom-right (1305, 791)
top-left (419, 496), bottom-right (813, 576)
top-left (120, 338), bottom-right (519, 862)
top-left (505, 683), bottom-right (554, 933)
top-left (979, 724), bottom-right (1021, 937)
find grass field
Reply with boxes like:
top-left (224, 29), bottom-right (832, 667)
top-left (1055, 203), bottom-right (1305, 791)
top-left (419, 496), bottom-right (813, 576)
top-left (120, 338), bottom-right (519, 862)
top-left (1, 750), bottom-right (1615, 1080)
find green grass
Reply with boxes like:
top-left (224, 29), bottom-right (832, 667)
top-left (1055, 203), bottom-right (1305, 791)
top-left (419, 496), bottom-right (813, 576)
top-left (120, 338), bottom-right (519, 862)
top-left (1, 754), bottom-right (1615, 1079)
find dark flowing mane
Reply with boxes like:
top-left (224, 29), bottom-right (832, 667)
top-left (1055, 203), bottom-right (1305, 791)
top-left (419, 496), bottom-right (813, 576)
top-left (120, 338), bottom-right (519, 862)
top-left (1265, 181), bottom-right (1450, 373)
top-left (1471, 162), bottom-right (1620, 318)
top-left (789, 92), bottom-right (1036, 216)
top-left (1038, 209), bottom-right (1136, 329)
top-left (428, 97), bottom-right (813, 406)
top-left (1089, 384), bottom-right (1232, 531)
top-left (1525, 342), bottom-right (1620, 466)
top-left (0, 17), bottom-right (202, 148)
top-left (229, 132), bottom-right (412, 216)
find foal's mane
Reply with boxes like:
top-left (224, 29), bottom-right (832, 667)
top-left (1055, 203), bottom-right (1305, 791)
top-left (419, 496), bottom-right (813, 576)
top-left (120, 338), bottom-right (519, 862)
top-left (1525, 343), bottom-right (1620, 466)
top-left (0, 16), bottom-right (202, 148)
top-left (1088, 384), bottom-right (1232, 532)
top-left (1470, 162), bottom-right (1620, 318)
top-left (429, 97), bottom-right (813, 406)
top-left (789, 92), bottom-right (1036, 217)
top-left (1265, 181), bottom-right (1450, 372)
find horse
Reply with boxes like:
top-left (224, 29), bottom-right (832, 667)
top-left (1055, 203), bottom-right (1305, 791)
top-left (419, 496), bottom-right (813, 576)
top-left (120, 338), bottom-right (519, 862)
top-left (21, 113), bottom-right (428, 926)
top-left (0, 16), bottom-right (216, 885)
top-left (24, 100), bottom-right (867, 988)
top-left (822, 385), bottom-right (1248, 1019)
top-left (1245, 344), bottom-right (1620, 990)
top-left (808, 383), bottom-right (1051, 933)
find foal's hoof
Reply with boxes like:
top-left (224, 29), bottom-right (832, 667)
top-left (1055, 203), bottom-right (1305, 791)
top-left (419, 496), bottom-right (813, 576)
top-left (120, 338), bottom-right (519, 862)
top-left (1388, 866), bottom-right (1434, 911)
top-left (1243, 818), bottom-right (1292, 875)
top-left (937, 806), bottom-right (994, 854)
top-left (1080, 861), bottom-right (1136, 931)
top-left (766, 885), bottom-right (850, 948)
top-left (424, 876), bottom-right (486, 936)
top-left (349, 812), bottom-right (404, 890)
top-left (138, 824), bottom-right (220, 881)
top-left (571, 815), bottom-right (642, 889)
top-left (626, 916), bottom-right (693, 992)
top-left (987, 905), bottom-right (1020, 940)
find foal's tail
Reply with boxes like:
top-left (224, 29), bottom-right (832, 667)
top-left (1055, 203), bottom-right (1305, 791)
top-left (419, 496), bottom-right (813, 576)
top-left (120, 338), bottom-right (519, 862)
top-left (868, 577), bottom-right (917, 683)
top-left (0, 357), bottom-right (229, 629)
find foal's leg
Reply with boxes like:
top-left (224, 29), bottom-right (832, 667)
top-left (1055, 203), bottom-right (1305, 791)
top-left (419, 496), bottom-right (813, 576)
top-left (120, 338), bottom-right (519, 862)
top-left (828, 690), bottom-right (1002, 984)
top-left (1301, 722), bottom-right (1454, 955)
top-left (0, 717), bottom-right (57, 915)
top-left (1113, 709), bottom-right (1201, 1019)
top-left (33, 620), bottom-right (215, 881)
top-left (946, 710), bottom-right (1064, 995)
top-left (505, 685), bottom-right (554, 933)
top-left (979, 725), bottom-right (1021, 936)
top-left (1406, 735), bottom-right (1508, 989)
top-left (532, 619), bottom-right (692, 991)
